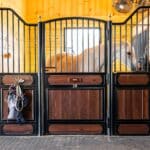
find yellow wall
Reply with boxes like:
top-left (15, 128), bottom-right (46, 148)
top-left (26, 0), bottom-right (113, 23)
top-left (25, 0), bottom-right (138, 23)
top-left (0, 0), bottom-right (26, 20)
top-left (0, 0), bottom-right (139, 23)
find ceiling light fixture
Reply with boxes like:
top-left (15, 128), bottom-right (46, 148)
top-left (113, 0), bottom-right (133, 13)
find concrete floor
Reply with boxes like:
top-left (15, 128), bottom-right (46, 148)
top-left (0, 135), bottom-right (150, 150)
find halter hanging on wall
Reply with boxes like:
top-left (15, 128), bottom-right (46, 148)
top-left (7, 77), bottom-right (28, 123)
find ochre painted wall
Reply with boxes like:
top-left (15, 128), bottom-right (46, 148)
top-left (25, 0), bottom-right (138, 23)
top-left (0, 0), bottom-right (26, 20)
top-left (0, 0), bottom-right (139, 23)
top-left (26, 0), bottom-right (113, 23)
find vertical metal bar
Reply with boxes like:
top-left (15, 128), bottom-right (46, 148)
top-left (135, 10), bottom-right (138, 71)
top-left (12, 12), bottom-right (14, 73)
top-left (145, 8), bottom-right (148, 72)
top-left (98, 21), bottom-right (101, 72)
top-left (29, 26), bottom-right (31, 72)
top-left (49, 23), bottom-right (51, 68)
top-left (34, 26), bottom-right (37, 72)
top-left (7, 10), bottom-right (9, 72)
top-left (54, 21), bottom-right (57, 72)
top-left (114, 25), bottom-right (116, 72)
top-left (88, 19), bottom-right (89, 72)
top-left (130, 17), bottom-right (133, 70)
top-left (147, 9), bottom-right (149, 72)
top-left (38, 22), bottom-right (45, 135)
top-left (1, 10), bottom-right (3, 72)
top-left (23, 24), bottom-right (25, 72)
top-left (71, 19), bottom-right (73, 72)
top-left (60, 21), bottom-right (62, 72)
top-left (106, 21), bottom-right (112, 135)
top-left (120, 25), bottom-right (121, 71)
top-left (65, 20), bottom-right (68, 72)
top-left (77, 19), bottom-right (78, 71)
top-left (82, 19), bottom-right (84, 72)
top-left (125, 24), bottom-right (127, 72)
top-left (18, 19), bottom-right (20, 73)
top-left (141, 9), bottom-right (144, 71)
top-left (93, 20), bottom-right (95, 72)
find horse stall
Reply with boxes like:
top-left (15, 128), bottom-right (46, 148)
top-left (0, 8), bottom-right (38, 135)
top-left (0, 5), bottom-right (150, 136)
top-left (44, 18), bottom-right (108, 134)
top-left (112, 6), bottom-right (150, 135)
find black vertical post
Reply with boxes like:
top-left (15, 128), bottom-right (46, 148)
top-left (38, 22), bottom-right (45, 135)
top-left (106, 20), bottom-right (112, 135)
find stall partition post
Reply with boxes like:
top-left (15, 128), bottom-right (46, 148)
top-left (106, 20), bottom-right (112, 136)
top-left (38, 22), bottom-right (45, 136)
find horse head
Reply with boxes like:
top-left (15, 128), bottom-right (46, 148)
top-left (111, 41), bottom-right (137, 72)
top-left (132, 29), bottom-right (149, 71)
top-left (132, 14), bottom-right (150, 71)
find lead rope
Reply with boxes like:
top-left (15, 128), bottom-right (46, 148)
top-left (15, 80), bottom-right (24, 112)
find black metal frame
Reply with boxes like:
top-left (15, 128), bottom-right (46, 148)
top-left (0, 8), bottom-right (38, 136)
top-left (42, 16), bottom-right (108, 135)
top-left (44, 72), bottom-right (107, 135)
top-left (0, 6), bottom-right (150, 136)
top-left (112, 72), bottom-right (150, 135)
top-left (111, 6), bottom-right (150, 135)
top-left (0, 8), bottom-right (37, 73)
top-left (0, 73), bottom-right (38, 136)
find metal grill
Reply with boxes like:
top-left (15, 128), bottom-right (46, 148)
top-left (0, 8), bottom-right (38, 73)
top-left (112, 6), bottom-right (150, 72)
top-left (111, 6), bottom-right (150, 136)
top-left (45, 18), bottom-right (106, 73)
top-left (0, 6), bottom-right (150, 136)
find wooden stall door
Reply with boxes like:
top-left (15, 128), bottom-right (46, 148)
top-left (113, 73), bottom-right (150, 135)
top-left (46, 74), bottom-right (106, 134)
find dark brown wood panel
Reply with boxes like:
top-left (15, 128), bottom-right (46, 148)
top-left (118, 124), bottom-right (149, 135)
top-left (117, 89), bottom-right (149, 120)
top-left (2, 124), bottom-right (33, 134)
top-left (2, 89), bottom-right (34, 120)
top-left (48, 124), bottom-right (103, 134)
top-left (2, 75), bottom-right (33, 85)
top-left (118, 74), bottom-right (149, 85)
top-left (48, 90), bottom-right (102, 120)
top-left (48, 75), bottom-right (102, 85)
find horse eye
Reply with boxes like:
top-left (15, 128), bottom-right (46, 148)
top-left (127, 51), bottom-right (132, 56)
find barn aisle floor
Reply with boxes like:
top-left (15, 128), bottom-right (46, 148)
top-left (0, 135), bottom-right (150, 150)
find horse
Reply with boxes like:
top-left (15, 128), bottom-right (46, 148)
top-left (132, 15), bottom-right (150, 71)
top-left (46, 42), bottom-right (136, 72)
top-left (45, 44), bottom-right (105, 72)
